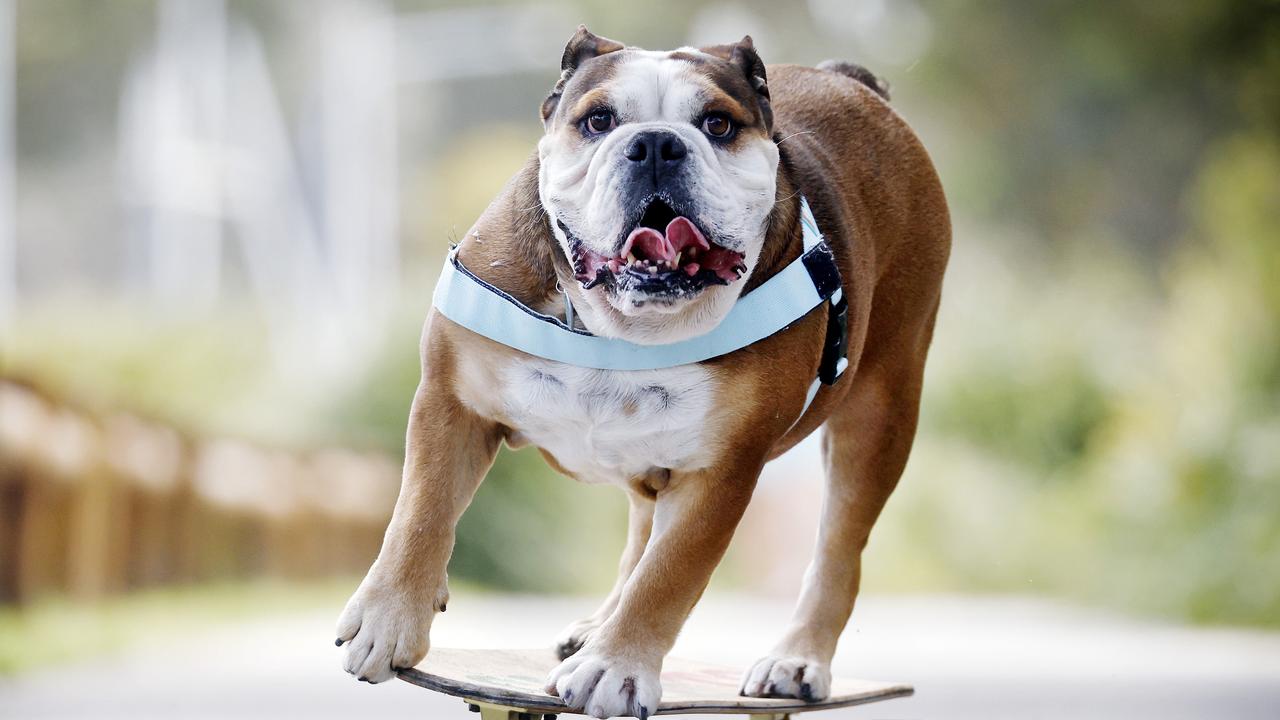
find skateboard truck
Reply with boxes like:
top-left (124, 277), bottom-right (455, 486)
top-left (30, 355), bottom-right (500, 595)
top-left (465, 700), bottom-right (559, 720)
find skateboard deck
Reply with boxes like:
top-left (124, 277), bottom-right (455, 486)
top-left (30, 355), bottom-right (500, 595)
top-left (398, 648), bottom-right (912, 718)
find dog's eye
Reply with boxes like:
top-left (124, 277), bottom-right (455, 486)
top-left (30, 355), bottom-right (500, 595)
top-left (701, 113), bottom-right (734, 139)
top-left (584, 110), bottom-right (616, 135)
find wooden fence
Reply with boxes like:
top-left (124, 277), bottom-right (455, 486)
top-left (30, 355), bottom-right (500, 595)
top-left (0, 378), bottom-right (399, 605)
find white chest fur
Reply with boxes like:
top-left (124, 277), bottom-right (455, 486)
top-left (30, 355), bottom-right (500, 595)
top-left (496, 358), bottom-right (718, 484)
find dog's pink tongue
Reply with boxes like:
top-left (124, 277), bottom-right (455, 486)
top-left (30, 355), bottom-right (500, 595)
top-left (700, 248), bottom-right (743, 282)
top-left (666, 216), bottom-right (710, 253)
top-left (626, 227), bottom-right (674, 263)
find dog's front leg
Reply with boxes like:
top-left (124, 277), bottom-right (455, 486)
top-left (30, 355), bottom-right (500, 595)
top-left (546, 459), bottom-right (762, 719)
top-left (336, 331), bottom-right (503, 683)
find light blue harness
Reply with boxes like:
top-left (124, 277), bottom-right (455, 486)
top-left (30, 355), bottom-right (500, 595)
top-left (432, 197), bottom-right (849, 418)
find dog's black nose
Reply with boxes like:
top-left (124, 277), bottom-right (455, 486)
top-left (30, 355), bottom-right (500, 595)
top-left (624, 130), bottom-right (687, 180)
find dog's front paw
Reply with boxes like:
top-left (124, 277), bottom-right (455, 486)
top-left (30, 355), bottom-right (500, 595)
top-left (554, 615), bottom-right (603, 660)
top-left (545, 645), bottom-right (661, 719)
top-left (739, 654), bottom-right (831, 702)
top-left (334, 577), bottom-right (444, 684)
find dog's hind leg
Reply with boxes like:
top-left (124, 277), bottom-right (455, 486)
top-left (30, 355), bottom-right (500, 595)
top-left (554, 487), bottom-right (655, 659)
top-left (740, 303), bottom-right (938, 701)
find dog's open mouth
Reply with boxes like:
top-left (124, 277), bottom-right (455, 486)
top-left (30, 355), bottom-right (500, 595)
top-left (571, 200), bottom-right (747, 292)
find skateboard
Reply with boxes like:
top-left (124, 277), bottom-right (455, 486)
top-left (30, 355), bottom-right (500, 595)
top-left (398, 648), bottom-right (912, 719)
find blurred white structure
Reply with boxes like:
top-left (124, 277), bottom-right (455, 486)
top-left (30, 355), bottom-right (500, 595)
top-left (117, 0), bottom-right (398, 379)
top-left (119, 0), bottom-right (228, 313)
top-left (113, 0), bottom-right (568, 381)
top-left (0, 0), bottom-right (14, 335)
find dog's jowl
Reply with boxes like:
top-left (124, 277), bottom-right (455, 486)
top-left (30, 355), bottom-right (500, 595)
top-left (337, 26), bottom-right (950, 720)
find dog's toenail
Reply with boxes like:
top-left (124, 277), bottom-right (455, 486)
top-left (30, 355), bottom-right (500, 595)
top-left (335, 638), bottom-right (344, 646)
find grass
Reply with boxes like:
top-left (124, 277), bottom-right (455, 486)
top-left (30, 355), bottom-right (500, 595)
top-left (0, 577), bottom-right (364, 675)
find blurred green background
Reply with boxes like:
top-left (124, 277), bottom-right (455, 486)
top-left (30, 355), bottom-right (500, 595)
top-left (2, 0), bottom-right (1278, 663)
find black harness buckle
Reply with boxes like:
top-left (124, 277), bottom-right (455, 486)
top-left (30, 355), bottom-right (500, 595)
top-left (818, 289), bottom-right (849, 385)
top-left (801, 241), bottom-right (850, 386)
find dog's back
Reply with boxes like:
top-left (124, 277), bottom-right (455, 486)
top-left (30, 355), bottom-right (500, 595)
top-left (768, 62), bottom-right (949, 276)
top-left (760, 62), bottom-right (951, 453)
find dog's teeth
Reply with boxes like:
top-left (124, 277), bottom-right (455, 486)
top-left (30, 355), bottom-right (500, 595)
top-left (673, 251), bottom-right (682, 266)
top-left (627, 252), bottom-right (637, 264)
top-left (648, 265), bottom-right (657, 275)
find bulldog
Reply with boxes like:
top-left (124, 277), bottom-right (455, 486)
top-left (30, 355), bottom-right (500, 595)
top-left (337, 26), bottom-right (950, 719)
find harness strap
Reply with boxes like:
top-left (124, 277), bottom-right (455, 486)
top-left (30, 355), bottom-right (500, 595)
top-left (432, 197), bottom-right (848, 422)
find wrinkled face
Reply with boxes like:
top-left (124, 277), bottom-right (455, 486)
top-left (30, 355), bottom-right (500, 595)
top-left (538, 45), bottom-right (779, 344)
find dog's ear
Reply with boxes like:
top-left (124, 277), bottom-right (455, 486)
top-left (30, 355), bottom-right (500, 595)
top-left (702, 36), bottom-right (772, 131)
top-left (541, 25), bottom-right (625, 126)
top-left (559, 25), bottom-right (625, 74)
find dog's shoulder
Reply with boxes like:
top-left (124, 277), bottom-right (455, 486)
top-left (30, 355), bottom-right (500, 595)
top-left (454, 152), bottom-right (560, 309)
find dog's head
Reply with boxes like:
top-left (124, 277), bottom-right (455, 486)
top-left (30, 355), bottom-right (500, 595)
top-left (537, 27), bottom-right (780, 344)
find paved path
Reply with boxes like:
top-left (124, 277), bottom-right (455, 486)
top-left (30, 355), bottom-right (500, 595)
top-left (2, 594), bottom-right (1278, 719)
